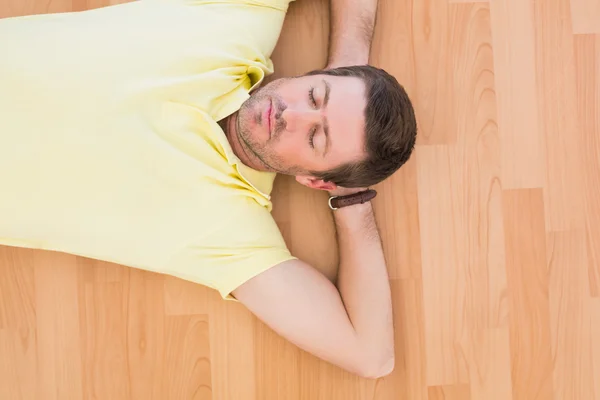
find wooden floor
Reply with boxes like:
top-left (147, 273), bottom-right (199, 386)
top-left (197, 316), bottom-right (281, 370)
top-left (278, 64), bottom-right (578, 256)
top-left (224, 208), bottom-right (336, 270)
top-left (1, 0), bottom-right (599, 399)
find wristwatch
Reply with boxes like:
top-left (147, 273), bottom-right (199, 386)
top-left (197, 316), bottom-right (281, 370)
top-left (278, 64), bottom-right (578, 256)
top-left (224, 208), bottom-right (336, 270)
top-left (328, 189), bottom-right (377, 210)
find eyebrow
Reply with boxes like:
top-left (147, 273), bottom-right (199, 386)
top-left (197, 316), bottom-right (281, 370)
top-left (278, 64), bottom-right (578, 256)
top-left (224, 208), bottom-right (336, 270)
top-left (322, 79), bottom-right (331, 156)
top-left (323, 79), bottom-right (330, 108)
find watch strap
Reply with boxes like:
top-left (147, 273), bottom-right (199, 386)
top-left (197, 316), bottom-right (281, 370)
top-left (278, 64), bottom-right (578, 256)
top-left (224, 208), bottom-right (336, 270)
top-left (328, 189), bottom-right (377, 210)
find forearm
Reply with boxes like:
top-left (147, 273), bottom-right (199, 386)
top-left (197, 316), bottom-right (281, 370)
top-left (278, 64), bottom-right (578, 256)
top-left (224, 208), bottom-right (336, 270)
top-left (334, 201), bottom-right (394, 375)
top-left (327, 0), bottom-right (378, 67)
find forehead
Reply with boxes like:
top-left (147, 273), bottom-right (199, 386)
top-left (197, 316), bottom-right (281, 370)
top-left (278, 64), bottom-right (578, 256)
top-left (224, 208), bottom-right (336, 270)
top-left (312, 74), bottom-right (367, 161)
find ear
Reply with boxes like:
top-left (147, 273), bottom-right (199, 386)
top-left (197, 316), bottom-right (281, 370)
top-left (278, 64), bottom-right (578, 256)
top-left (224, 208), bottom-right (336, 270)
top-left (295, 175), bottom-right (337, 192)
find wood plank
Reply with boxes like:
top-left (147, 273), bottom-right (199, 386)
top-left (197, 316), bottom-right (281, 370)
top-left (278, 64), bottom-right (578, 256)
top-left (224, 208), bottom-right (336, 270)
top-left (0, 248), bottom-right (36, 329)
top-left (502, 189), bottom-right (554, 400)
top-left (77, 257), bottom-right (127, 284)
top-left (460, 329), bottom-right (513, 400)
top-left (33, 252), bottom-right (84, 400)
top-left (373, 0), bottom-right (464, 146)
top-left (570, 0), bottom-right (600, 34)
top-left (164, 276), bottom-right (211, 316)
top-left (373, 157), bottom-right (422, 280)
top-left (78, 280), bottom-right (131, 399)
top-left (391, 278), bottom-right (428, 399)
top-left (429, 384), bottom-right (471, 399)
top-left (208, 299), bottom-right (256, 400)
top-left (0, 328), bottom-right (37, 400)
top-left (534, 0), bottom-right (586, 232)
top-left (416, 2), bottom-right (506, 387)
top-left (124, 270), bottom-right (167, 399)
top-left (163, 315), bottom-right (213, 400)
top-left (489, 0), bottom-right (544, 189)
top-left (254, 320), bottom-right (301, 400)
top-left (411, 0), bottom-right (457, 145)
top-left (591, 299), bottom-right (600, 397)
top-left (416, 144), bottom-right (469, 386)
top-left (547, 230), bottom-right (596, 399)
top-left (448, 2), bottom-right (508, 331)
top-left (574, 34), bottom-right (600, 297)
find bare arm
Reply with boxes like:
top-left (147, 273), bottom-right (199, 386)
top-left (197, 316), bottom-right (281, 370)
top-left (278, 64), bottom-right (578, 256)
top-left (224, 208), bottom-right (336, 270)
top-left (326, 0), bottom-right (379, 67)
top-left (232, 200), bottom-right (394, 378)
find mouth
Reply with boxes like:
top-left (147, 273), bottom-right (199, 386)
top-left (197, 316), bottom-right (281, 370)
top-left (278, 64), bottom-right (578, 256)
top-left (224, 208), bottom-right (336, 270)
top-left (266, 99), bottom-right (273, 137)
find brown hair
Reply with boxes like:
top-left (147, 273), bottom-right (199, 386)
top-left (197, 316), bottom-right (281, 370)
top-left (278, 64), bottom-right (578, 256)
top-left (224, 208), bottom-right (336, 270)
top-left (305, 65), bottom-right (417, 188)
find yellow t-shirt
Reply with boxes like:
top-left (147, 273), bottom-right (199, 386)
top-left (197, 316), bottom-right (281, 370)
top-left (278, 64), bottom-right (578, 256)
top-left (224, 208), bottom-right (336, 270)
top-left (0, 0), bottom-right (297, 299)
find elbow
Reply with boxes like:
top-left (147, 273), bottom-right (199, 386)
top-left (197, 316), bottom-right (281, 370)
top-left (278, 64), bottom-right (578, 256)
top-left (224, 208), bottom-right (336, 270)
top-left (355, 352), bottom-right (395, 379)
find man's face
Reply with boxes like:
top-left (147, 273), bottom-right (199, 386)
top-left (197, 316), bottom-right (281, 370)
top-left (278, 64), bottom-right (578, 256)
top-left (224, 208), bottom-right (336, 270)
top-left (233, 74), bottom-right (368, 189)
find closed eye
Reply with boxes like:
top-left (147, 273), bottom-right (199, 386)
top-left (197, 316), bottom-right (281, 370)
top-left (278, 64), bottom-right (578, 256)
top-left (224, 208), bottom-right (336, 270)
top-left (309, 87), bottom-right (317, 107)
top-left (309, 127), bottom-right (316, 148)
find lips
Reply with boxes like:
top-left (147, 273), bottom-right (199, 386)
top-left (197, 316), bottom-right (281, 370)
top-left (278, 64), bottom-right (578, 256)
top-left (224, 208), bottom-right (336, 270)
top-left (268, 101), bottom-right (272, 132)
top-left (265, 99), bottom-right (273, 136)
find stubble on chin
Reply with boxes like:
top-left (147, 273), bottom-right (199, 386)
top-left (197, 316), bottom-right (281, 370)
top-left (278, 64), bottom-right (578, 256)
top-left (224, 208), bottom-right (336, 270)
top-left (234, 78), bottom-right (307, 176)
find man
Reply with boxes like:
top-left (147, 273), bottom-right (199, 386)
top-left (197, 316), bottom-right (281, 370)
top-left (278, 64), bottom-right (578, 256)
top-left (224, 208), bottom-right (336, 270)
top-left (0, 0), bottom-right (416, 379)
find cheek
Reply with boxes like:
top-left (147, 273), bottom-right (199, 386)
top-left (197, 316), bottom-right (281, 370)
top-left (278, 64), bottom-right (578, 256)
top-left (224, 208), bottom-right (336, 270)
top-left (270, 138), bottom-right (310, 164)
top-left (271, 137), bottom-right (298, 154)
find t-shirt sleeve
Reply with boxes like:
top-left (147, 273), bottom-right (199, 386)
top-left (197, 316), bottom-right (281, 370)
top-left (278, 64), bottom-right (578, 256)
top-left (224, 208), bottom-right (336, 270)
top-left (171, 197), bottom-right (297, 300)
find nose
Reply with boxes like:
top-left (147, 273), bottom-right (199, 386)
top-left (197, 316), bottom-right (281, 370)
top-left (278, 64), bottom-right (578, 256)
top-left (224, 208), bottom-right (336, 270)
top-left (280, 107), bottom-right (321, 133)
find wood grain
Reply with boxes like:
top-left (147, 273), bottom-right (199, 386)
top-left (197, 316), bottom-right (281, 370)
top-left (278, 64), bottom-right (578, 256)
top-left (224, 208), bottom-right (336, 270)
top-left (417, 144), bottom-right (469, 386)
top-left (502, 189), bottom-right (553, 400)
top-left (1, 0), bottom-right (600, 399)
top-left (33, 252), bottom-right (83, 400)
top-left (547, 230), bottom-right (597, 399)
top-left (489, 0), bottom-right (544, 190)
top-left (429, 385), bottom-right (471, 400)
top-left (535, 0), bottom-right (586, 232)
top-left (574, 34), bottom-right (600, 297)
top-left (570, 0), bottom-right (600, 34)
top-left (460, 328), bottom-right (513, 400)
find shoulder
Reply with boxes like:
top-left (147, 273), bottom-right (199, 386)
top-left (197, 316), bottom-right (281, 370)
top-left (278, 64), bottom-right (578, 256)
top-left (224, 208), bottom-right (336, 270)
top-left (168, 0), bottom-right (297, 58)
